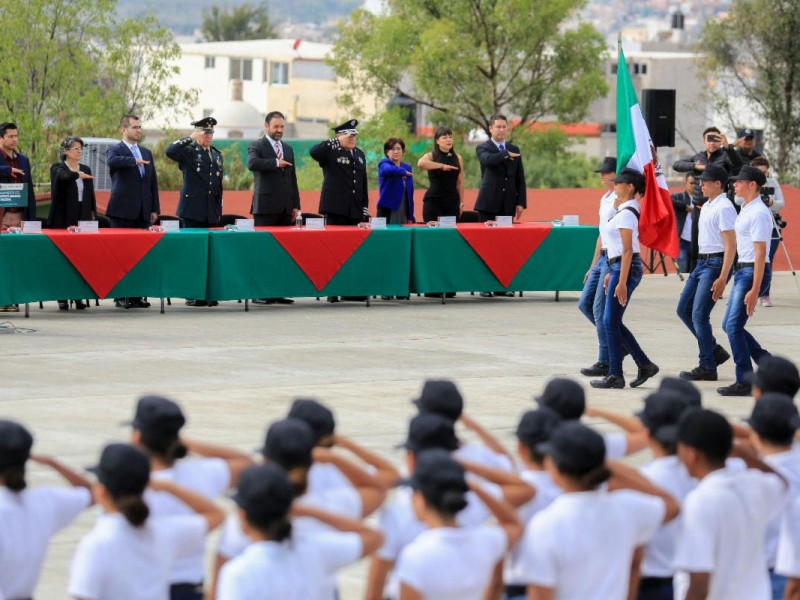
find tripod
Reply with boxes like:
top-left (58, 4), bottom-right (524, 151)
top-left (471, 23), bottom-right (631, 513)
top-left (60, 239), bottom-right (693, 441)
top-left (644, 247), bottom-right (685, 282)
top-left (770, 212), bottom-right (800, 295)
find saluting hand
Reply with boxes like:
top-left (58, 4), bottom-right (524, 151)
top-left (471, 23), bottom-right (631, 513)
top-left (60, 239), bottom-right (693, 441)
top-left (77, 171), bottom-right (94, 180)
top-left (10, 167), bottom-right (25, 176)
top-left (278, 159), bottom-right (293, 168)
top-left (507, 151), bottom-right (521, 160)
top-left (135, 158), bottom-right (150, 166)
top-left (440, 163), bottom-right (458, 172)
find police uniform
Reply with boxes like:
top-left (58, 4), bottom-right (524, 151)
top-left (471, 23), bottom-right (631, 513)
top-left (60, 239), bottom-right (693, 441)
top-left (165, 117), bottom-right (224, 228)
top-left (309, 119), bottom-right (369, 226)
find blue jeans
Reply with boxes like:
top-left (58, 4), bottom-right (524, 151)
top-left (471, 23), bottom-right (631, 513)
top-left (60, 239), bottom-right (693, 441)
top-left (604, 258), bottom-right (650, 376)
top-left (759, 227), bottom-right (780, 296)
top-left (678, 238), bottom-right (691, 273)
top-left (637, 579), bottom-right (673, 600)
top-left (771, 570), bottom-right (787, 600)
top-left (722, 267), bottom-right (770, 383)
top-left (676, 257), bottom-right (723, 369)
top-left (578, 255), bottom-right (610, 363)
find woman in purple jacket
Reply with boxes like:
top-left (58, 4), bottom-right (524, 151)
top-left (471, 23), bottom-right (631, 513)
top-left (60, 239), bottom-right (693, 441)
top-left (377, 138), bottom-right (415, 224)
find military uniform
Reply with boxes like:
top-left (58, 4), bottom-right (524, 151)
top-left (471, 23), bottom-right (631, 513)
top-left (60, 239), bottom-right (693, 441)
top-left (309, 119), bottom-right (369, 225)
top-left (165, 117), bottom-right (224, 228)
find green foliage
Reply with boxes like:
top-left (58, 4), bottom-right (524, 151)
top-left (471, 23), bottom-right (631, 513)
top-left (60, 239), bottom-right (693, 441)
top-left (221, 145), bottom-right (254, 191)
top-left (698, 0), bottom-right (800, 183)
top-left (330, 0), bottom-right (608, 133)
top-left (150, 135), bottom-right (184, 191)
top-left (509, 128), bottom-right (597, 188)
top-left (201, 2), bottom-right (277, 42)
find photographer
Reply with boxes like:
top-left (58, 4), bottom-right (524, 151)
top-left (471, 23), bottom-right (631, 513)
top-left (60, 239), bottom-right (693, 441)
top-left (733, 157), bottom-right (784, 307)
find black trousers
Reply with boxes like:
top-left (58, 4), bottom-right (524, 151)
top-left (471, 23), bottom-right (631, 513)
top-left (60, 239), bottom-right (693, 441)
top-left (254, 212), bottom-right (293, 227)
top-left (109, 215), bottom-right (149, 229)
top-left (323, 213), bottom-right (361, 226)
top-left (181, 218), bottom-right (213, 229)
top-left (422, 199), bottom-right (459, 222)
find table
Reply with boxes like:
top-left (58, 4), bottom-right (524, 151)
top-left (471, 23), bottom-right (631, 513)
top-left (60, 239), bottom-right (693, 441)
top-left (409, 223), bottom-right (598, 294)
top-left (0, 229), bottom-right (209, 305)
top-left (206, 226), bottom-right (414, 301)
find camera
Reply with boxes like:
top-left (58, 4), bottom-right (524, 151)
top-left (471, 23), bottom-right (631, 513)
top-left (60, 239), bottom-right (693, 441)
top-left (707, 135), bottom-right (720, 142)
top-left (761, 186), bottom-right (775, 196)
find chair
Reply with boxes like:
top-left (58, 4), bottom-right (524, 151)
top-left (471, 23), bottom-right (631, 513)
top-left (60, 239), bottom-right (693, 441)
top-left (96, 215), bottom-right (111, 228)
top-left (218, 214), bottom-right (247, 227)
top-left (458, 210), bottom-right (480, 223)
top-left (156, 215), bottom-right (181, 227)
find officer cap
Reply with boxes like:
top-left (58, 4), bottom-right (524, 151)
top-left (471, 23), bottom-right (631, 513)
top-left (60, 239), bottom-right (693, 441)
top-left (191, 117), bottom-right (217, 133)
top-left (332, 119), bottom-right (358, 135)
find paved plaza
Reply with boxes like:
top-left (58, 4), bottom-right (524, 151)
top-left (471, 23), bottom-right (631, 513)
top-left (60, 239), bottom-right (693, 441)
top-left (2, 272), bottom-right (799, 598)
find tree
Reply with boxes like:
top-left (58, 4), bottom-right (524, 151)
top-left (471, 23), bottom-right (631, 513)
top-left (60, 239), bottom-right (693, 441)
top-left (699, 0), bottom-right (800, 182)
top-left (330, 0), bottom-right (608, 135)
top-left (201, 2), bottom-right (277, 42)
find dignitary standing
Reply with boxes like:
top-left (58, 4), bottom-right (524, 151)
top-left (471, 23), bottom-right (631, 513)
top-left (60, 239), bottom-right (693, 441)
top-left (166, 117), bottom-right (224, 229)
top-left (475, 115), bottom-right (526, 223)
top-left (310, 119), bottom-right (369, 226)
top-left (0, 122), bottom-right (36, 228)
top-left (417, 127), bottom-right (463, 222)
top-left (247, 111), bottom-right (300, 227)
top-left (377, 137), bottom-right (414, 224)
top-left (718, 165), bottom-right (774, 396)
top-left (676, 164), bottom-right (735, 382)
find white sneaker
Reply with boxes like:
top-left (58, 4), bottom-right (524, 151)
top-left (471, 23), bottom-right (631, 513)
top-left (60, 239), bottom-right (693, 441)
top-left (760, 296), bottom-right (773, 307)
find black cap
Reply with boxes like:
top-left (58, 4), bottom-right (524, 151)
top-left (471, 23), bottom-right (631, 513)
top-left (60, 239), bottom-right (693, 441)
top-left (233, 464), bottom-right (294, 522)
top-left (288, 399), bottom-right (335, 442)
top-left (399, 413), bottom-right (459, 453)
top-left (612, 167), bottom-right (645, 189)
top-left (747, 356), bottom-right (800, 397)
top-left (332, 119), bottom-right (358, 135)
top-left (413, 379), bottom-right (464, 422)
top-left (594, 157), bottom-right (617, 174)
top-left (730, 165), bottom-right (767, 186)
top-left (636, 391), bottom-right (692, 444)
top-left (747, 392), bottom-right (800, 442)
top-left (404, 448), bottom-right (468, 498)
top-left (90, 443), bottom-right (151, 496)
top-left (516, 408), bottom-right (562, 446)
top-left (737, 128), bottom-right (755, 139)
top-left (129, 395), bottom-right (186, 438)
top-left (535, 378), bottom-right (585, 421)
top-left (676, 408), bottom-right (732, 462)
top-left (0, 420), bottom-right (33, 470)
top-left (658, 377), bottom-right (702, 407)
top-left (261, 418), bottom-right (315, 469)
top-left (191, 117), bottom-right (217, 132)
top-left (698, 164), bottom-right (729, 183)
top-left (538, 421), bottom-right (605, 475)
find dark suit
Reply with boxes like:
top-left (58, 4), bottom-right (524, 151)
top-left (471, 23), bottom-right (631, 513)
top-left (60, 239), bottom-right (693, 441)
top-left (0, 150), bottom-right (36, 220)
top-left (247, 136), bottom-right (300, 226)
top-left (475, 140), bottom-right (527, 219)
top-left (165, 137), bottom-right (223, 226)
top-left (47, 163), bottom-right (96, 228)
top-left (309, 138), bottom-right (368, 224)
top-left (106, 141), bottom-right (159, 228)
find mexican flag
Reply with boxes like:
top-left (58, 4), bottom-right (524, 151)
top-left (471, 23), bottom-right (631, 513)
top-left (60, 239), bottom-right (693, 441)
top-left (616, 46), bottom-right (679, 258)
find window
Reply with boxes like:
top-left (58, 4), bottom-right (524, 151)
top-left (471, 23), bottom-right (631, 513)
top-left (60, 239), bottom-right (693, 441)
top-left (270, 61), bottom-right (289, 85)
top-left (632, 62), bottom-right (648, 75)
top-left (292, 60), bottom-right (334, 81)
top-left (204, 56), bottom-right (216, 69)
top-left (229, 58), bottom-right (253, 81)
top-left (610, 63), bottom-right (618, 74)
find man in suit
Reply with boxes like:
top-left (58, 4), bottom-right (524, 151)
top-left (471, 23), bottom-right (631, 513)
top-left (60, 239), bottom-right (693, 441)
top-left (248, 110), bottom-right (300, 227)
top-left (475, 114), bottom-right (527, 298)
top-left (672, 172), bottom-right (695, 273)
top-left (106, 114), bottom-right (160, 309)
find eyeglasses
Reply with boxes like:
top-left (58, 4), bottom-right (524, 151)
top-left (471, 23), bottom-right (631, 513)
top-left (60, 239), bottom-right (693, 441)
top-left (68, 147), bottom-right (83, 151)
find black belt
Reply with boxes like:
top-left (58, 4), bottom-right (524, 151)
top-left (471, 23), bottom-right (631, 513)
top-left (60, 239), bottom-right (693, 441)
top-left (737, 262), bottom-right (755, 269)
top-left (504, 584), bottom-right (527, 596)
top-left (169, 583), bottom-right (203, 593)
top-left (600, 249), bottom-right (608, 256)
top-left (608, 253), bottom-right (640, 265)
top-left (698, 252), bottom-right (724, 259)
top-left (639, 576), bottom-right (673, 588)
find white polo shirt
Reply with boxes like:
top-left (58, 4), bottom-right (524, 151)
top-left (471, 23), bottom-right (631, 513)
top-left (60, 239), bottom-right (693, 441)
top-left (673, 468), bottom-right (787, 600)
top-left (454, 442), bottom-right (514, 472)
top-left (217, 532), bottom-right (362, 600)
top-left (698, 193), bottom-right (737, 254)
top-left (605, 200), bottom-right (641, 260)
top-left (598, 190), bottom-right (618, 250)
top-left (638, 456), bottom-right (696, 577)
top-left (68, 513), bottom-right (207, 600)
top-left (146, 458), bottom-right (230, 584)
top-left (396, 525), bottom-right (507, 600)
top-left (735, 198), bottom-right (773, 263)
top-left (307, 462), bottom-right (352, 495)
top-left (0, 486), bottom-right (91, 600)
top-left (516, 489), bottom-right (665, 598)
top-left (764, 448), bottom-right (800, 569)
top-left (777, 492), bottom-right (800, 577)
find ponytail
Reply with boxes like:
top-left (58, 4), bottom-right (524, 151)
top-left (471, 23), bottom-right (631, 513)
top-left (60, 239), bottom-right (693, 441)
top-left (1, 465), bottom-right (27, 492)
top-left (423, 488), bottom-right (468, 519)
top-left (577, 465), bottom-right (611, 489)
top-left (139, 431), bottom-right (188, 466)
top-left (265, 516), bottom-right (292, 542)
top-left (115, 494), bottom-right (150, 527)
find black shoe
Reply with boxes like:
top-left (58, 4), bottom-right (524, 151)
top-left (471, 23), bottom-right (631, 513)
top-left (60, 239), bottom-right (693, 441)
top-left (424, 293), bottom-right (443, 298)
top-left (341, 296), bottom-right (367, 302)
top-left (479, 291), bottom-right (493, 298)
top-left (679, 366), bottom-right (718, 381)
top-left (717, 382), bottom-right (752, 396)
top-left (327, 296), bottom-right (340, 303)
top-left (713, 345), bottom-right (731, 366)
top-left (590, 374), bottom-right (625, 389)
top-left (630, 363), bottom-right (660, 388)
top-left (580, 362), bottom-right (609, 377)
top-left (494, 291), bottom-right (515, 297)
top-left (133, 298), bottom-right (150, 308)
top-left (185, 299), bottom-right (207, 307)
top-left (398, 295), bottom-right (410, 300)
top-left (274, 297), bottom-right (294, 304)
top-left (445, 292), bottom-right (456, 298)
top-left (207, 301), bottom-right (218, 307)
top-left (381, 295), bottom-right (392, 300)
top-left (115, 299), bottom-right (133, 309)
top-left (74, 300), bottom-right (88, 310)
top-left (58, 300), bottom-right (69, 311)
top-left (252, 298), bottom-right (274, 305)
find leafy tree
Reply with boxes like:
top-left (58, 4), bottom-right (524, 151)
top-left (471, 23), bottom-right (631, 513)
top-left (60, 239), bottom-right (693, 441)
top-left (330, 0), bottom-right (608, 134)
top-left (201, 2), bottom-right (277, 42)
top-left (699, 0), bottom-right (800, 182)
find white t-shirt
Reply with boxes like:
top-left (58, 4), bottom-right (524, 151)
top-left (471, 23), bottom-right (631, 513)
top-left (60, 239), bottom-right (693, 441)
top-left (68, 513), bottom-right (207, 600)
top-left (307, 462), bottom-right (352, 495)
top-left (734, 198), bottom-right (773, 263)
top-left (603, 433), bottom-right (628, 460)
top-left (146, 458), bottom-right (230, 584)
top-left (673, 468), bottom-right (787, 600)
top-left (605, 199), bottom-right (641, 260)
top-left (638, 456), bottom-right (695, 577)
top-left (454, 442), bottom-right (514, 472)
top-left (0, 486), bottom-right (91, 600)
top-left (396, 525), bottom-right (507, 600)
top-left (517, 489), bottom-right (665, 599)
top-left (598, 190), bottom-right (618, 250)
top-left (217, 532), bottom-right (362, 600)
top-left (764, 448), bottom-right (800, 569)
top-left (697, 193), bottom-right (737, 253)
top-left (777, 488), bottom-right (800, 577)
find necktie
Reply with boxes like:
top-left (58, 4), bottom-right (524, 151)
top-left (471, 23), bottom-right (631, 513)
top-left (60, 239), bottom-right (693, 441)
top-left (274, 142), bottom-right (282, 160)
top-left (498, 143), bottom-right (505, 152)
top-left (131, 145), bottom-right (145, 178)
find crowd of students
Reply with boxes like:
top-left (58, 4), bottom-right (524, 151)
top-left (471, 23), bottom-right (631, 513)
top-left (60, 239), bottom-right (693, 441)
top-left (1, 355), bottom-right (799, 600)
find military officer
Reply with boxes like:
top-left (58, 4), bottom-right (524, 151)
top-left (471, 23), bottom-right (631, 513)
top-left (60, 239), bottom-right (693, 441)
top-left (309, 119), bottom-right (369, 226)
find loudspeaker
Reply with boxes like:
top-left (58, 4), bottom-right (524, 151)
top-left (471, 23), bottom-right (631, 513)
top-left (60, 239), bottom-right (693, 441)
top-left (641, 89), bottom-right (676, 148)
